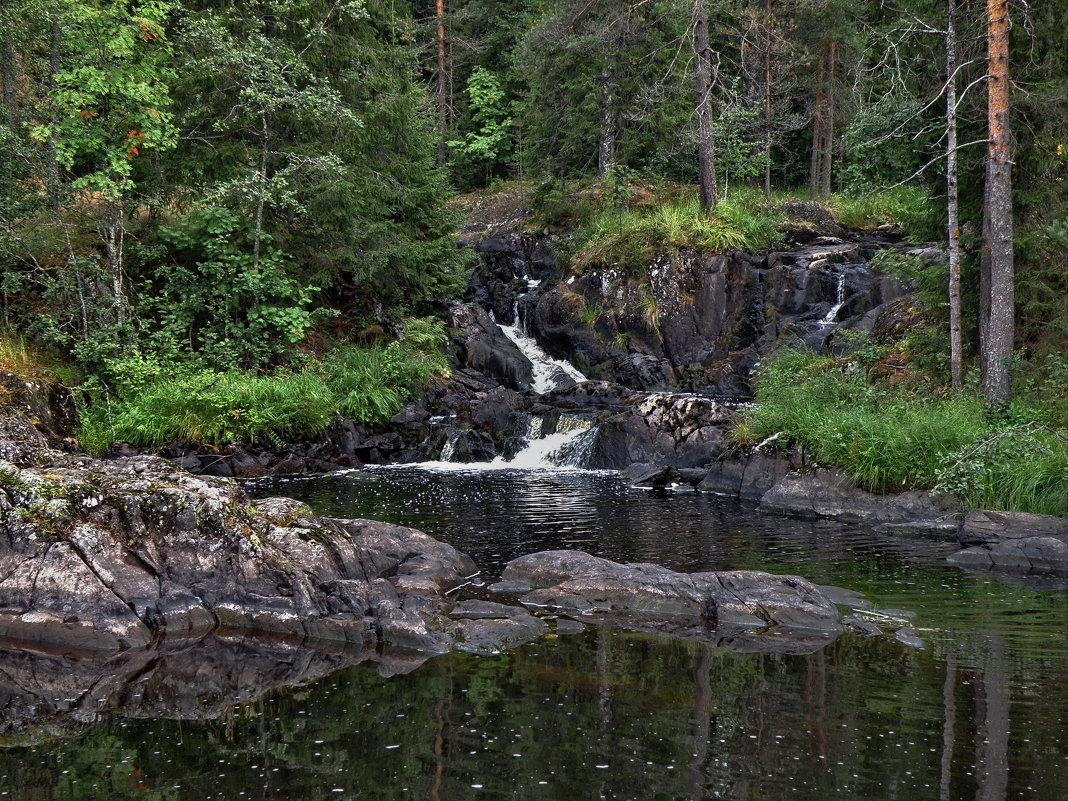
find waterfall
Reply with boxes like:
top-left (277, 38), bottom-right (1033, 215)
top-left (497, 278), bottom-right (587, 394)
top-left (820, 273), bottom-right (847, 326)
top-left (400, 414), bottom-right (599, 472)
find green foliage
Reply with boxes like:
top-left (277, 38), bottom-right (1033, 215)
top-left (78, 317), bottom-right (449, 452)
top-left (153, 206), bottom-right (324, 369)
top-left (34, 0), bottom-right (177, 201)
top-left (737, 350), bottom-right (1067, 515)
top-left (934, 424), bottom-right (1068, 518)
top-left (569, 190), bottom-right (779, 272)
top-left (829, 186), bottom-right (938, 239)
top-left (447, 68), bottom-right (514, 182)
top-left (840, 98), bottom-right (934, 194)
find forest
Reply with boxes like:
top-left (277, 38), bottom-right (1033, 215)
top-left (0, 0), bottom-right (1065, 509)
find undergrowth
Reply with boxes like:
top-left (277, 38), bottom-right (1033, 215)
top-left (569, 191), bottom-right (779, 272)
top-left (736, 350), bottom-right (1068, 517)
top-left (77, 318), bottom-right (449, 454)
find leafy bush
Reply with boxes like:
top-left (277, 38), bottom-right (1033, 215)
top-left (737, 350), bottom-right (1067, 515)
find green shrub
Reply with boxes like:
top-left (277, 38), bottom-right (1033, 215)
top-left (737, 350), bottom-right (1067, 515)
top-left (77, 317), bottom-right (450, 452)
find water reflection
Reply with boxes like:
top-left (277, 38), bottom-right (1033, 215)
top-left (0, 469), bottom-right (1063, 800)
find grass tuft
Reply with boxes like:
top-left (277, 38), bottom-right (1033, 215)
top-left (737, 350), bottom-right (1068, 516)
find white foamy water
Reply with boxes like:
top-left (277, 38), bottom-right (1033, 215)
top-left (385, 415), bottom-right (599, 473)
top-left (820, 272), bottom-right (847, 325)
top-left (498, 320), bottom-right (586, 394)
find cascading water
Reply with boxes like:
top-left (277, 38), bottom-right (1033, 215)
top-left (497, 279), bottom-right (587, 394)
top-left (820, 272), bottom-right (847, 326)
top-left (402, 413), bottom-right (599, 472)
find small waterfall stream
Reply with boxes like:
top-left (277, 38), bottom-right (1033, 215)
top-left (408, 413), bottom-right (598, 471)
top-left (820, 272), bottom-right (847, 326)
top-left (496, 279), bottom-right (587, 394)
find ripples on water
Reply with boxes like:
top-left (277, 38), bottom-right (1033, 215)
top-left (0, 468), bottom-right (1064, 800)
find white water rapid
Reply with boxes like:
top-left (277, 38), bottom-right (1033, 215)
top-left (820, 273), bottom-right (847, 326)
top-left (497, 279), bottom-right (586, 394)
top-left (397, 414), bottom-right (598, 472)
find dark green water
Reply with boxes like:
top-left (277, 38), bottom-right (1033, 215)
top-left (1, 468), bottom-right (1065, 800)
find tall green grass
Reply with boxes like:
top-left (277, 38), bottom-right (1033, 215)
top-left (829, 186), bottom-right (937, 239)
top-left (78, 318), bottom-right (450, 454)
top-left (570, 192), bottom-right (779, 272)
top-left (737, 350), bottom-right (1068, 516)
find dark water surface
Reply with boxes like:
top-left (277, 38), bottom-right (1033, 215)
top-left (1, 468), bottom-right (1065, 800)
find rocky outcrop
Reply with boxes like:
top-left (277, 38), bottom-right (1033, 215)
top-left (0, 435), bottom-right (478, 654)
top-left (489, 550), bottom-right (843, 654)
top-left (948, 510), bottom-right (1068, 576)
top-left (581, 392), bottom-right (735, 469)
top-left (528, 240), bottom-right (906, 395)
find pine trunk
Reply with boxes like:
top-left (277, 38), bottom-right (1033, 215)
top-left (692, 0), bottom-right (717, 211)
top-left (436, 0), bottom-right (448, 165)
top-left (982, 0), bottom-right (1014, 405)
top-left (819, 41), bottom-right (835, 202)
top-left (946, 0), bottom-right (963, 392)
top-left (809, 43), bottom-right (825, 200)
top-left (762, 0), bottom-right (772, 201)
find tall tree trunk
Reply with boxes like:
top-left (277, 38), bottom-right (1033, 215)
top-left (252, 114), bottom-right (269, 276)
top-left (946, 0), bottom-right (963, 392)
top-left (809, 43), bottom-right (825, 200)
top-left (597, 67), bottom-right (617, 179)
top-left (46, 13), bottom-right (62, 213)
top-left (692, 0), bottom-right (717, 211)
top-left (819, 41), bottom-right (835, 202)
top-left (762, 0), bottom-right (772, 201)
top-left (436, 0), bottom-right (448, 165)
top-left (982, 0), bottom-right (1014, 406)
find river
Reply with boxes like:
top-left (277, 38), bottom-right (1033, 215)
top-left (1, 467), bottom-right (1064, 800)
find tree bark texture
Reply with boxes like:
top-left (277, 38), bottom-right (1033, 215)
top-left (819, 41), bottom-right (835, 202)
top-left (762, 0), bottom-right (772, 201)
top-left (597, 67), bottom-right (617, 179)
top-left (982, 0), bottom-right (1014, 405)
top-left (436, 0), bottom-right (448, 165)
top-left (946, 0), bottom-right (963, 392)
top-left (692, 0), bottom-right (717, 211)
top-left (809, 43), bottom-right (826, 200)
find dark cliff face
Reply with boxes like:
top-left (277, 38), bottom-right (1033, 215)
top-left (468, 234), bottom-right (909, 396)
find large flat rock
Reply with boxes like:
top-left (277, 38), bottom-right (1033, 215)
top-left (490, 550), bottom-right (843, 654)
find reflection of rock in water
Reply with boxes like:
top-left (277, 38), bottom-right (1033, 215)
top-left (0, 632), bottom-right (434, 741)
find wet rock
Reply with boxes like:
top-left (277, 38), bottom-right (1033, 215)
top-left (893, 624), bottom-right (924, 649)
top-left (621, 463), bottom-right (679, 488)
top-left (554, 618), bottom-right (586, 635)
top-left (451, 605), bottom-right (548, 656)
top-left (698, 453), bottom-right (794, 499)
top-left (759, 469), bottom-right (960, 536)
top-left (490, 550), bottom-right (842, 654)
top-left (959, 509), bottom-right (1068, 546)
top-left (949, 537), bottom-right (1068, 576)
top-left (843, 614), bottom-right (882, 637)
top-left (449, 301), bottom-right (534, 391)
top-left (0, 445), bottom-right (477, 654)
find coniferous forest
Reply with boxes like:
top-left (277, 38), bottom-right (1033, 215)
top-left (0, 0), bottom-right (1066, 502)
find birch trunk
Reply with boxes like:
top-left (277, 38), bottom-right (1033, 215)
top-left (946, 0), bottom-right (963, 392)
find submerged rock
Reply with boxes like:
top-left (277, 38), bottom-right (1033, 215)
top-left (489, 550), bottom-right (843, 654)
